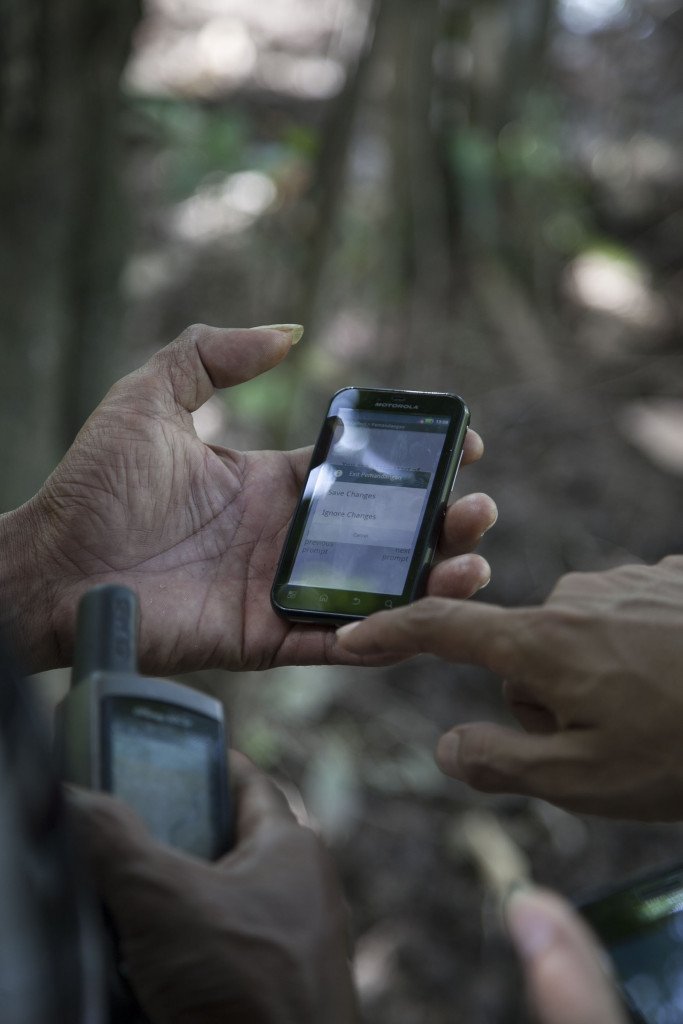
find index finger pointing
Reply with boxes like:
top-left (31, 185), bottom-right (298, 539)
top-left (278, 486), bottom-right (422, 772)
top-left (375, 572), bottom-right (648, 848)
top-left (336, 596), bottom-right (526, 676)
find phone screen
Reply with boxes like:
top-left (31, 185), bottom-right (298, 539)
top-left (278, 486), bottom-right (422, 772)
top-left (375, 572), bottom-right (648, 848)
top-left (272, 389), bottom-right (469, 621)
top-left (289, 408), bottom-right (451, 595)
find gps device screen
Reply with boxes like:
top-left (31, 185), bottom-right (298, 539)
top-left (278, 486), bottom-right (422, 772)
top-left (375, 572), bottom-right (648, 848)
top-left (288, 408), bottom-right (451, 595)
top-left (102, 697), bottom-right (225, 860)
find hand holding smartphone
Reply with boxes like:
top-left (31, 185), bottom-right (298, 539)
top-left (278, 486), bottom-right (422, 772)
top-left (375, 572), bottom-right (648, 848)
top-left (272, 387), bottom-right (470, 624)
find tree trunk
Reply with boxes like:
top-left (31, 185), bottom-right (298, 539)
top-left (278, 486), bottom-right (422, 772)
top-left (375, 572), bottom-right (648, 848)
top-left (0, 0), bottom-right (140, 510)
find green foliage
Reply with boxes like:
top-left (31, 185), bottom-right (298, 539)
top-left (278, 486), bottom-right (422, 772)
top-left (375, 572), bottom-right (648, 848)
top-left (131, 98), bottom-right (250, 199)
top-left (226, 370), bottom-right (297, 424)
top-left (447, 87), bottom-right (598, 264)
top-left (579, 240), bottom-right (642, 267)
top-left (281, 122), bottom-right (320, 161)
top-left (449, 128), bottom-right (499, 247)
top-left (130, 99), bottom-right (322, 208)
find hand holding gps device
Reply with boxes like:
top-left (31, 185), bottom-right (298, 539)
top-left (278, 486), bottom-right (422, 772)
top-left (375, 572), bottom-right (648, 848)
top-left (272, 387), bottom-right (470, 624)
top-left (57, 585), bottom-right (233, 1022)
top-left (57, 585), bottom-right (232, 860)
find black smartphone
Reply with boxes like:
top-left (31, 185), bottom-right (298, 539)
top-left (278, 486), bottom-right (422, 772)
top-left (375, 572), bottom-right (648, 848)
top-left (580, 863), bottom-right (683, 1023)
top-left (271, 387), bottom-right (470, 624)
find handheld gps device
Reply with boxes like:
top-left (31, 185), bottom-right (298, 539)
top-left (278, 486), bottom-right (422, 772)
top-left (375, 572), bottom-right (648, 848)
top-left (57, 585), bottom-right (232, 860)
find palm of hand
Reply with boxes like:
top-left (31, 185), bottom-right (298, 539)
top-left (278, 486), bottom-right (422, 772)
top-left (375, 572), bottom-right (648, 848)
top-left (42, 391), bottom-right (314, 674)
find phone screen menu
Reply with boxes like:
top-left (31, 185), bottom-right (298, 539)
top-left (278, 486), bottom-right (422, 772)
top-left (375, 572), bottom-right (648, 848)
top-left (288, 409), bottom-right (451, 595)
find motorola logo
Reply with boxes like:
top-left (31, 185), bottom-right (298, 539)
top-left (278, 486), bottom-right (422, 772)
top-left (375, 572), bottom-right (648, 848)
top-left (375, 402), bottom-right (419, 409)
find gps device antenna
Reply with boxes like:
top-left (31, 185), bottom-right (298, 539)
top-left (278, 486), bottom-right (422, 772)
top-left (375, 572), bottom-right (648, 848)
top-left (72, 585), bottom-right (138, 684)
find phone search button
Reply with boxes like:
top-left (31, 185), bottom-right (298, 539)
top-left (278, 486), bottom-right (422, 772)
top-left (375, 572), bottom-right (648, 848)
top-left (351, 597), bottom-right (361, 606)
top-left (384, 600), bottom-right (393, 608)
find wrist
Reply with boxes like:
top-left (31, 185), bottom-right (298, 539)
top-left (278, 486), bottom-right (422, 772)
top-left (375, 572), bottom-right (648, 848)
top-left (0, 497), bottom-right (62, 672)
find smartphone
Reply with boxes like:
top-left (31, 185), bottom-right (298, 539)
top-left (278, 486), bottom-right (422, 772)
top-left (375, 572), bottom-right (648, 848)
top-left (580, 863), bottom-right (683, 1023)
top-left (271, 387), bottom-right (470, 624)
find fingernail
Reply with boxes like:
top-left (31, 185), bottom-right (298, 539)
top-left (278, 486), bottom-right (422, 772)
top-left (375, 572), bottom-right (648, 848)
top-left (254, 324), bottom-right (304, 345)
top-left (505, 886), bottom-right (556, 959)
top-left (482, 506), bottom-right (498, 535)
top-left (336, 621), bottom-right (360, 640)
top-left (476, 561), bottom-right (492, 592)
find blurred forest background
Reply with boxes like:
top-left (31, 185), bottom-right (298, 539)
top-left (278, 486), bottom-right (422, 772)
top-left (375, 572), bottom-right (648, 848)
top-left (2, 0), bottom-right (683, 1020)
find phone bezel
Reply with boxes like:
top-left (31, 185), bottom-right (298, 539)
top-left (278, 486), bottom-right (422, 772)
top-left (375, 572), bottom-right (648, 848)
top-left (271, 386), bottom-right (470, 625)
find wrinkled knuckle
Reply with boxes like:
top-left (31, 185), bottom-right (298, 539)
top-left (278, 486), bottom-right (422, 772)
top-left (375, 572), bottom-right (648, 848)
top-left (160, 332), bottom-right (206, 408)
top-left (410, 595), bottom-right (441, 618)
top-left (538, 605), bottom-right (589, 642)
top-left (105, 369), bottom-right (149, 409)
top-left (394, 598), bottom-right (453, 651)
top-left (409, 596), bottom-right (455, 633)
top-left (169, 336), bottom-right (196, 378)
top-left (528, 608), bottom-right (561, 644)
top-left (176, 322), bottom-right (209, 347)
top-left (487, 628), bottom-right (521, 676)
